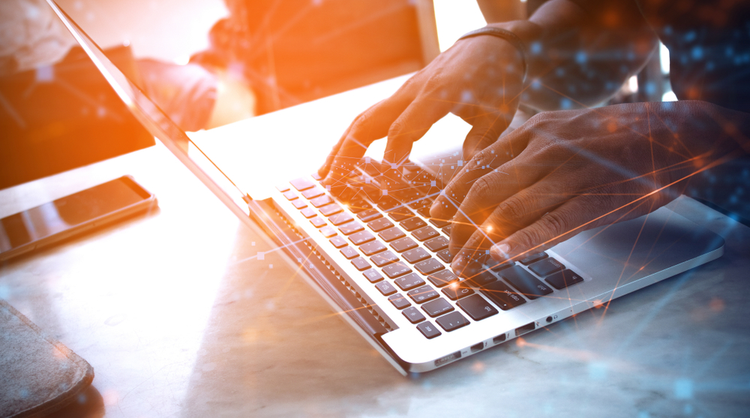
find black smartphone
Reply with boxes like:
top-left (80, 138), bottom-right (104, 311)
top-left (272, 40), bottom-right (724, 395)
top-left (0, 175), bottom-right (157, 262)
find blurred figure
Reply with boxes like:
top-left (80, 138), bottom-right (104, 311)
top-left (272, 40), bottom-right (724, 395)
top-left (137, 0), bottom-right (426, 131)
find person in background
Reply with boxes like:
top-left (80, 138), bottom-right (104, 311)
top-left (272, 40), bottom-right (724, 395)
top-left (136, 0), bottom-right (425, 131)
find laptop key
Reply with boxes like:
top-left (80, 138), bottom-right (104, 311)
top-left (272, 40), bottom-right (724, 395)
top-left (429, 218), bottom-right (451, 228)
top-left (351, 257), bottom-right (371, 271)
top-left (310, 217), bottom-right (327, 228)
top-left (371, 251), bottom-right (399, 267)
top-left (528, 257), bottom-right (565, 277)
top-left (292, 199), bottom-right (307, 210)
top-left (457, 294), bottom-right (498, 321)
top-left (329, 211), bottom-right (354, 226)
top-left (390, 237), bottom-right (418, 253)
top-left (367, 217), bottom-right (394, 232)
top-left (403, 307), bottom-right (426, 324)
top-left (412, 226), bottom-right (440, 242)
top-left (424, 236), bottom-right (449, 252)
top-left (320, 226), bottom-right (337, 238)
top-left (310, 195), bottom-right (333, 208)
top-left (319, 203), bottom-right (343, 217)
top-left (442, 283), bottom-right (475, 300)
top-left (519, 252), bottom-right (548, 265)
top-left (382, 262), bottom-right (412, 279)
top-left (545, 269), bottom-right (584, 290)
top-left (375, 281), bottom-right (397, 296)
top-left (481, 280), bottom-right (526, 310)
top-left (348, 231), bottom-right (376, 246)
top-left (300, 208), bottom-right (317, 218)
top-left (498, 266), bottom-right (553, 299)
top-left (402, 247), bottom-right (430, 264)
top-left (428, 270), bottom-right (458, 288)
top-left (442, 224), bottom-right (452, 235)
top-left (436, 311), bottom-right (470, 332)
top-left (338, 221), bottom-right (364, 235)
top-left (290, 177), bottom-right (316, 191)
top-left (400, 217), bottom-right (426, 231)
top-left (415, 258), bottom-right (445, 275)
top-left (416, 321), bottom-right (441, 338)
top-left (283, 190), bottom-right (298, 200)
top-left (388, 293), bottom-right (411, 310)
top-left (394, 272), bottom-right (425, 290)
top-left (360, 240), bottom-right (387, 256)
top-left (348, 199), bottom-right (372, 214)
top-left (376, 195), bottom-right (400, 211)
top-left (329, 236), bottom-right (348, 248)
top-left (378, 227), bottom-right (406, 243)
top-left (340, 246), bottom-right (358, 260)
top-left (387, 207), bottom-right (414, 222)
top-left (276, 185), bottom-right (290, 193)
top-left (363, 269), bottom-right (384, 283)
top-left (436, 249), bottom-right (454, 263)
top-left (407, 285), bottom-right (439, 304)
top-left (302, 186), bottom-right (326, 199)
top-left (357, 209), bottom-right (383, 222)
top-left (422, 298), bottom-right (454, 318)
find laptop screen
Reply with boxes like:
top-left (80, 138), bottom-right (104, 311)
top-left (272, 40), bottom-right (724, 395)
top-left (46, 0), bottom-right (254, 219)
top-left (0, 5), bottom-right (154, 190)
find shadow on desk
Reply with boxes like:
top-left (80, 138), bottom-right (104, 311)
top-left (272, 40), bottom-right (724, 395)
top-left (45, 386), bottom-right (104, 418)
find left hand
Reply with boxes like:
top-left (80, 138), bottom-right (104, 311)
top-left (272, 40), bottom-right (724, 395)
top-left (429, 102), bottom-right (708, 272)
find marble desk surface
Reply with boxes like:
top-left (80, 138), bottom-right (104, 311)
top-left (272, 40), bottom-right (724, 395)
top-left (2, 84), bottom-right (750, 417)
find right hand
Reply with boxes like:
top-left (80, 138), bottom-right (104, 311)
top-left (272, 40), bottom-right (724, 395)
top-left (319, 34), bottom-right (526, 187)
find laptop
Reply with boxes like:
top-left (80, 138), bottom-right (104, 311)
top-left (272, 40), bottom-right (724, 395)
top-left (48, 0), bottom-right (725, 374)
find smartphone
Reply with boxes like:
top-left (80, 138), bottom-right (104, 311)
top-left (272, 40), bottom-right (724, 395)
top-left (0, 175), bottom-right (157, 262)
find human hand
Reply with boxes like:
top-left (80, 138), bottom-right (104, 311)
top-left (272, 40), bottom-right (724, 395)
top-left (430, 102), bottom-right (707, 273)
top-left (318, 34), bottom-right (525, 187)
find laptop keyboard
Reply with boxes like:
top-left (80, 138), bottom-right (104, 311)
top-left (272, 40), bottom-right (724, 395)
top-left (278, 163), bottom-right (584, 340)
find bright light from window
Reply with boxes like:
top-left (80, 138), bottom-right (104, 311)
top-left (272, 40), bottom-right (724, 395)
top-left (660, 42), bottom-right (670, 74)
top-left (433, 0), bottom-right (487, 52)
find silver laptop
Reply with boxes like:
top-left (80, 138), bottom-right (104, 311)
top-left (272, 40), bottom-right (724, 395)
top-left (49, 0), bottom-right (724, 374)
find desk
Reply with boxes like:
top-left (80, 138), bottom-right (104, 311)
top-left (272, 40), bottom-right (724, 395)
top-left (1, 79), bottom-right (750, 417)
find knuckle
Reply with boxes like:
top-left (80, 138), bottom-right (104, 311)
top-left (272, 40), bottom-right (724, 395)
top-left (470, 176), bottom-right (494, 200)
top-left (539, 210), bottom-right (570, 237)
top-left (388, 119), bottom-right (406, 139)
top-left (498, 195), bottom-right (531, 224)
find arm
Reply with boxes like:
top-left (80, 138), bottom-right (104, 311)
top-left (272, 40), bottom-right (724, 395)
top-left (489, 0), bottom-right (659, 110)
top-left (319, 0), bottom-right (658, 184)
top-left (430, 100), bottom-right (750, 271)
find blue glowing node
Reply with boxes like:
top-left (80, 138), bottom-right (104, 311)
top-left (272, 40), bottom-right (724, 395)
top-left (685, 31), bottom-right (697, 42)
top-left (560, 98), bottom-right (572, 110)
top-left (531, 79), bottom-right (541, 90)
top-left (674, 378), bottom-right (693, 399)
top-left (530, 41), bottom-right (541, 55)
top-left (575, 51), bottom-right (587, 64)
top-left (691, 46), bottom-right (703, 60)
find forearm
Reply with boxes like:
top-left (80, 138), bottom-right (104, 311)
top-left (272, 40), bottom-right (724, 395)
top-left (484, 0), bottom-right (658, 110)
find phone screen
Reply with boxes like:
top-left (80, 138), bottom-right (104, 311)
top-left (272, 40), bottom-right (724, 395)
top-left (0, 177), bottom-right (151, 252)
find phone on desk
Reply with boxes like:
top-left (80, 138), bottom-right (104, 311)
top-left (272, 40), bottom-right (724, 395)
top-left (0, 175), bottom-right (157, 262)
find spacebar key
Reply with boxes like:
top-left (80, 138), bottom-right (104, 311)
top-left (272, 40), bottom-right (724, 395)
top-left (498, 266), bottom-right (553, 300)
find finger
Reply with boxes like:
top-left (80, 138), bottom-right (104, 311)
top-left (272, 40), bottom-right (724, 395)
top-left (448, 153), bottom-right (543, 256)
top-left (450, 181), bottom-right (569, 270)
top-left (488, 193), bottom-right (650, 261)
top-left (320, 94), bottom-right (413, 183)
top-left (461, 114), bottom-right (512, 162)
top-left (430, 126), bottom-right (530, 220)
top-left (382, 98), bottom-right (455, 167)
